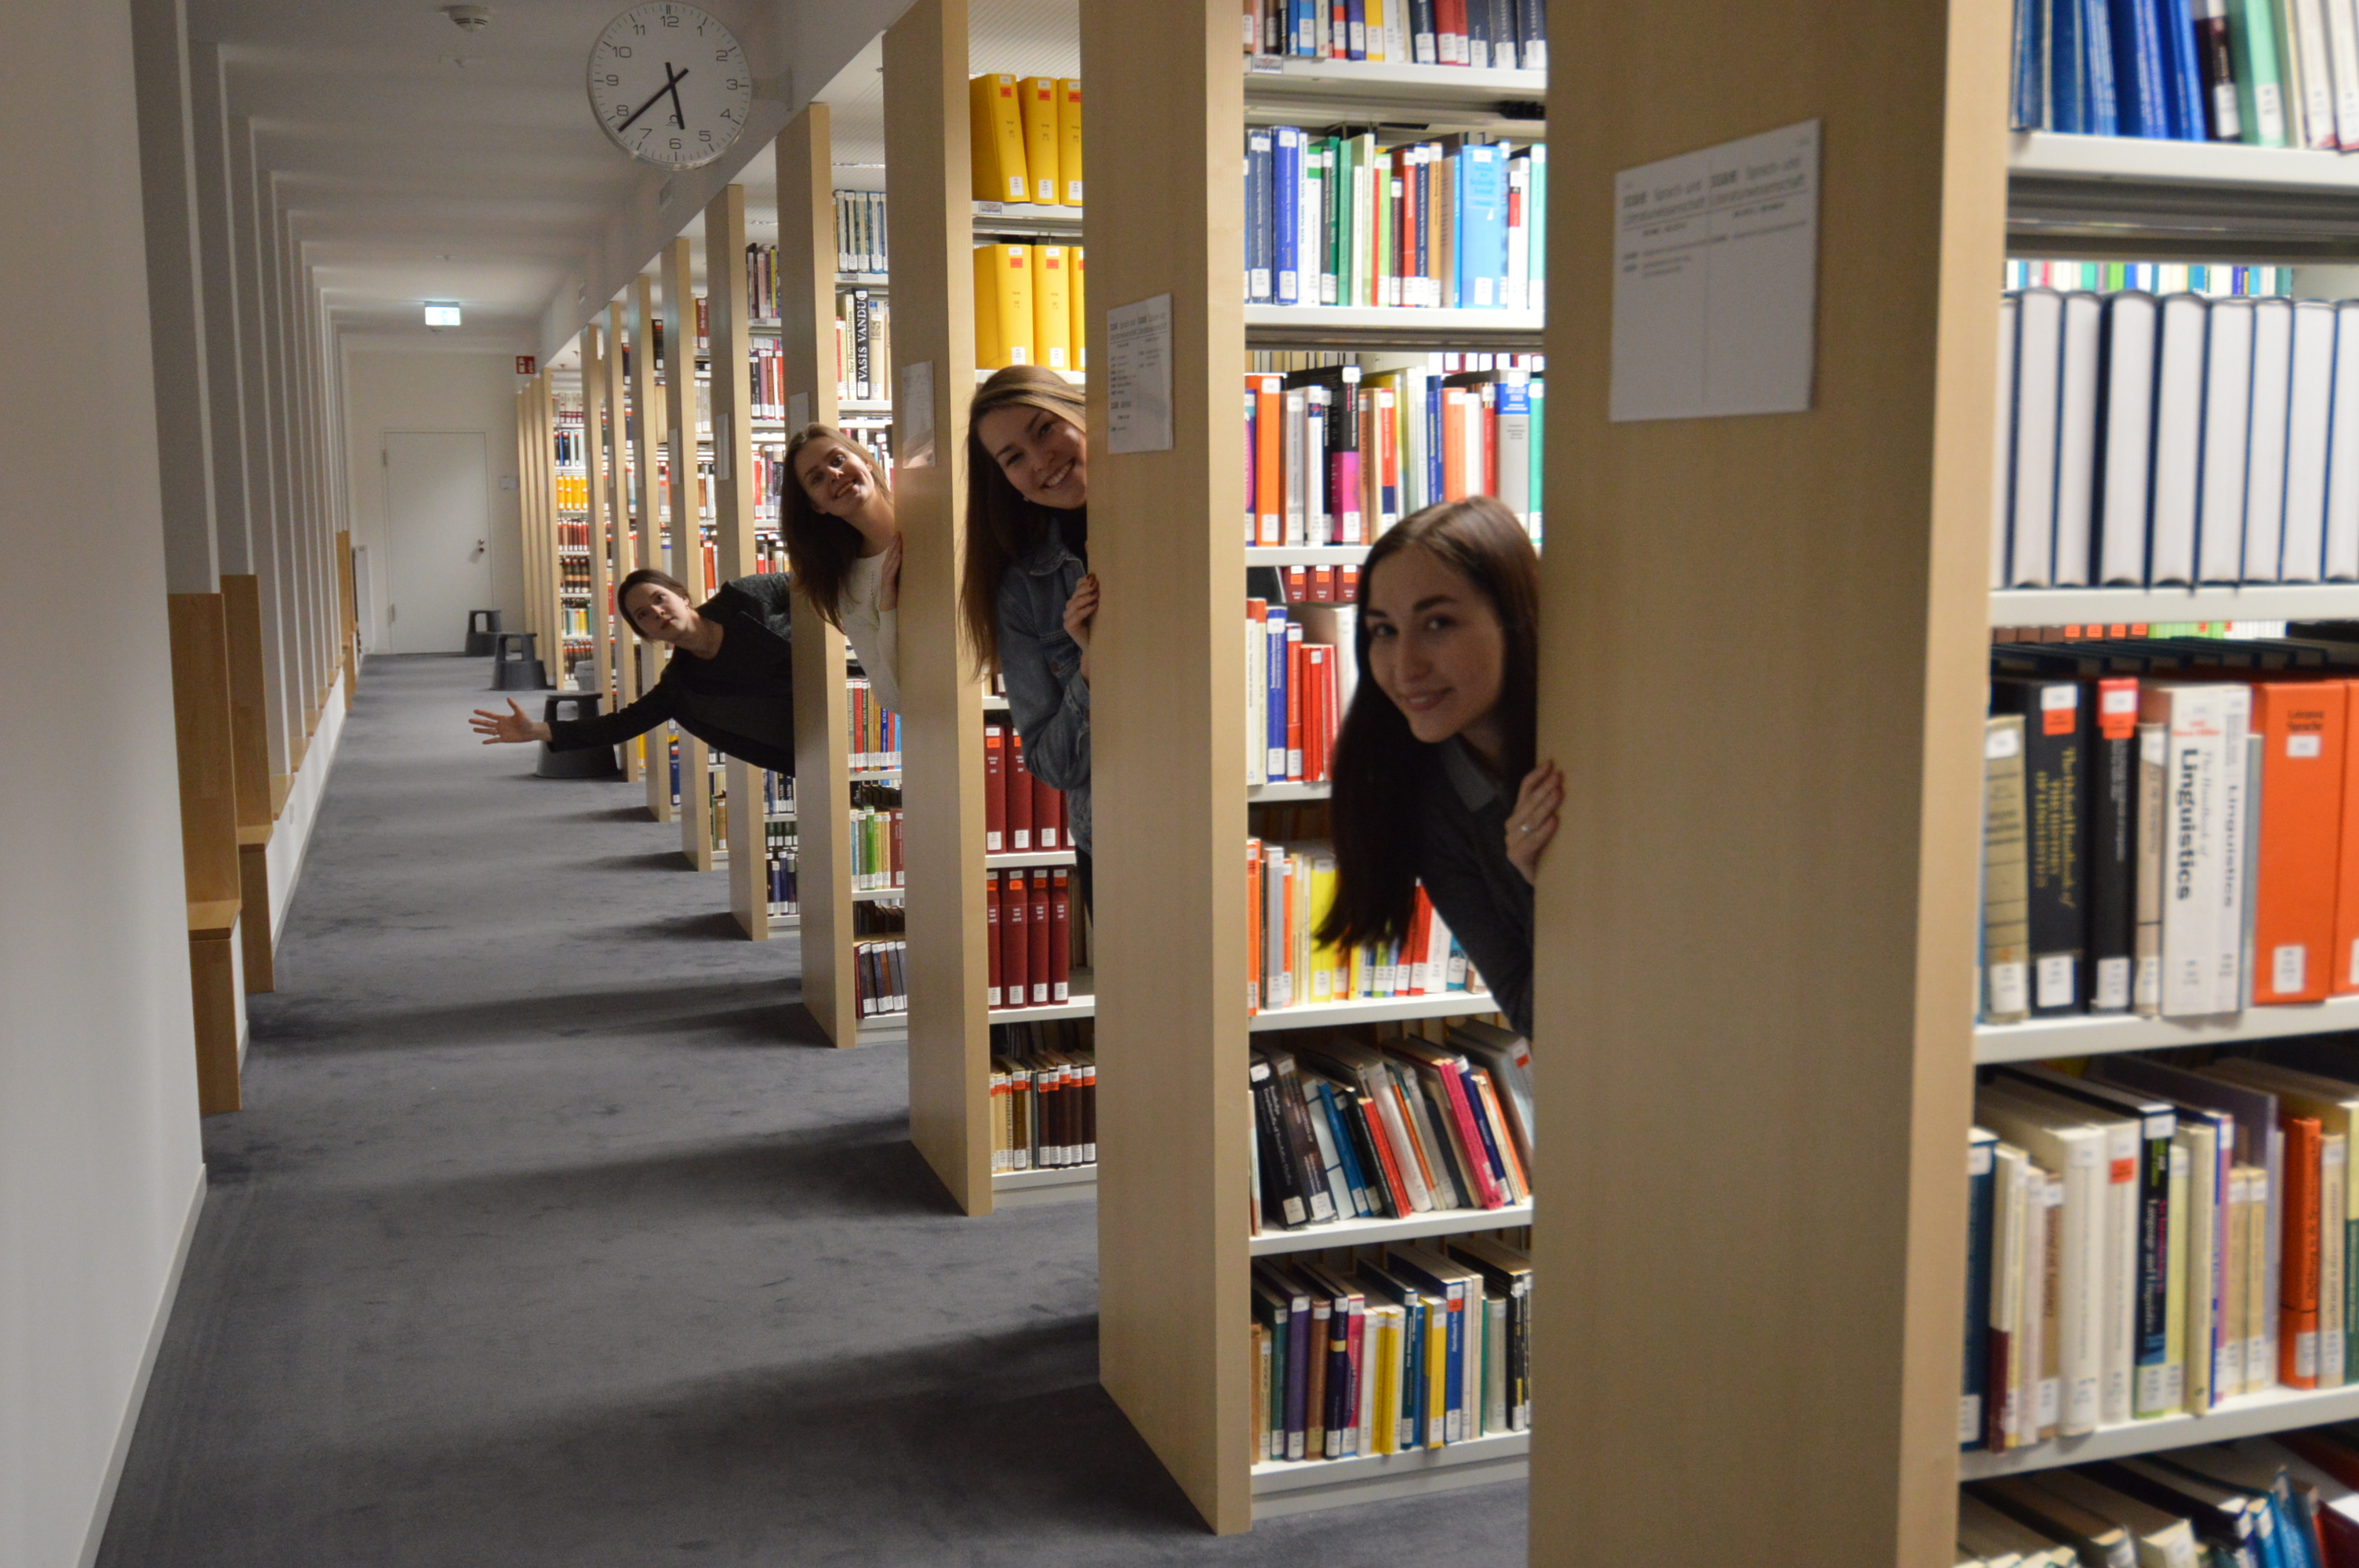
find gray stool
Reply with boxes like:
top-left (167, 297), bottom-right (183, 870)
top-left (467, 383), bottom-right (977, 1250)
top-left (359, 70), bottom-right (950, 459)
top-left (463, 609), bottom-right (503, 656)
top-left (536, 693), bottom-right (620, 779)
top-left (489, 632), bottom-right (545, 691)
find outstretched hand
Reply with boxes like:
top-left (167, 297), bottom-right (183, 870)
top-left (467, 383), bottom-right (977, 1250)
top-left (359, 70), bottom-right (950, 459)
top-left (1503, 760), bottom-right (1562, 885)
top-left (1063, 572), bottom-right (1100, 681)
top-left (470, 699), bottom-right (551, 746)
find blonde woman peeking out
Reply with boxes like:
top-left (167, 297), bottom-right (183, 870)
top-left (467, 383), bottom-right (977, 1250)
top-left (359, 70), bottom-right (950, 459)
top-left (780, 424), bottom-right (900, 713)
top-left (961, 365), bottom-right (1096, 907)
top-left (1317, 497), bottom-right (1561, 1040)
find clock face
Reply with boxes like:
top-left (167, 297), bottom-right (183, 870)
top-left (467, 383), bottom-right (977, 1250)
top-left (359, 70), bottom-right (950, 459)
top-left (587, 4), bottom-right (753, 169)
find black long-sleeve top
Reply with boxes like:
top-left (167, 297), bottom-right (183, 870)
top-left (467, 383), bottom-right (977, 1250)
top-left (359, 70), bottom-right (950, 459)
top-left (546, 575), bottom-right (798, 774)
top-left (1418, 739), bottom-right (1535, 1040)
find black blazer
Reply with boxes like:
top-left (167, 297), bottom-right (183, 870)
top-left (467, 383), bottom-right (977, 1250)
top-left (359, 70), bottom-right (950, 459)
top-left (546, 575), bottom-right (798, 774)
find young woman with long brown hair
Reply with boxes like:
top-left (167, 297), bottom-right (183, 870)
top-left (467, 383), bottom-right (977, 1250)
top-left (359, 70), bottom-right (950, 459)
top-left (778, 424), bottom-right (901, 713)
top-left (1315, 497), bottom-right (1561, 1039)
top-left (961, 365), bottom-right (1097, 902)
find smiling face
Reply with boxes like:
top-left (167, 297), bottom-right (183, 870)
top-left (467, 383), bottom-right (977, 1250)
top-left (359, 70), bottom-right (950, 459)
top-left (622, 582), bottom-right (696, 644)
top-left (793, 436), bottom-right (876, 518)
top-left (1363, 545), bottom-right (1508, 756)
top-left (974, 402), bottom-right (1087, 510)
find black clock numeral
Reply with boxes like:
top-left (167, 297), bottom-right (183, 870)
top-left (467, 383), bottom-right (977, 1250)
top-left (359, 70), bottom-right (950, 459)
top-left (669, 137), bottom-right (682, 149)
top-left (698, 129), bottom-right (712, 141)
top-left (603, 73), bottom-right (620, 85)
top-left (612, 45), bottom-right (631, 57)
top-left (715, 49), bottom-right (730, 60)
top-left (725, 78), bottom-right (740, 89)
top-left (661, 13), bottom-right (680, 24)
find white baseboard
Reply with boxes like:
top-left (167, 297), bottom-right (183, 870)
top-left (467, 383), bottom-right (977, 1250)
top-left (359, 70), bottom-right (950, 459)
top-left (267, 670), bottom-right (350, 951)
top-left (77, 1163), bottom-right (207, 1568)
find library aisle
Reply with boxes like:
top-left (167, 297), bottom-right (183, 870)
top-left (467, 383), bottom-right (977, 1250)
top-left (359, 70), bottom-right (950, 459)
top-left (93, 655), bottom-right (1521, 1566)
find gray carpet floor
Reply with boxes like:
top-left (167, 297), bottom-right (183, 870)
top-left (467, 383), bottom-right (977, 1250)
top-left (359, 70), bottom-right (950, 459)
top-left (96, 654), bottom-right (1527, 1566)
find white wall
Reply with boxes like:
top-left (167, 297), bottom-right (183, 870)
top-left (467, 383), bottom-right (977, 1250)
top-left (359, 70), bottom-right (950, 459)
top-left (1, 4), bottom-right (208, 1565)
top-left (340, 347), bottom-right (525, 652)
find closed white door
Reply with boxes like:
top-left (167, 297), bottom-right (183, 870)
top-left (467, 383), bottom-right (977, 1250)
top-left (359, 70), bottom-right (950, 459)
top-left (382, 430), bottom-right (491, 653)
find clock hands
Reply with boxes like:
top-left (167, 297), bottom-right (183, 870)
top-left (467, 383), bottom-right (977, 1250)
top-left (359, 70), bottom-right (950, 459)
top-left (612, 62), bottom-right (689, 136)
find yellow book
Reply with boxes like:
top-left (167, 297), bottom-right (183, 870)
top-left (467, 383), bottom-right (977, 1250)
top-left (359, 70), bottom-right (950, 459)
top-left (975, 243), bottom-right (1034, 367)
top-left (1070, 246), bottom-right (1086, 371)
top-left (968, 74), bottom-right (1029, 203)
top-left (1030, 245), bottom-right (1074, 372)
top-left (1017, 77), bottom-right (1061, 205)
top-left (1365, 0), bottom-right (1386, 58)
top-left (1423, 1295), bottom-right (1447, 1447)
top-left (1056, 78), bottom-right (1084, 205)
top-left (1306, 851), bottom-right (1339, 1003)
top-left (1370, 1305), bottom-right (1400, 1454)
top-left (972, 246), bottom-right (1000, 367)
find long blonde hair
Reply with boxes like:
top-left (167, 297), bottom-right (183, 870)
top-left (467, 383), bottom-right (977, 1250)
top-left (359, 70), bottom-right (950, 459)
top-left (961, 366), bottom-right (1086, 673)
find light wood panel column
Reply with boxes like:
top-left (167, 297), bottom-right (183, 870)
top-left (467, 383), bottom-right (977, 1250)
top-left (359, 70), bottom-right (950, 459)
top-left (169, 593), bottom-right (243, 1113)
top-left (885, 0), bottom-right (991, 1210)
top-left (661, 237), bottom-right (716, 869)
top-left (780, 103), bottom-right (858, 1047)
top-left (1081, 0), bottom-right (1250, 1530)
top-left (1524, 2), bottom-right (2005, 1563)
top-left (222, 573), bottom-right (275, 991)
top-left (584, 324), bottom-right (615, 703)
top-left (537, 371), bottom-right (563, 677)
top-left (633, 274), bottom-right (671, 818)
top-left (227, 118), bottom-right (290, 789)
top-left (336, 528), bottom-right (357, 697)
top-left (607, 299), bottom-right (643, 775)
top-left (516, 386), bottom-right (540, 662)
top-left (707, 183), bottom-right (769, 939)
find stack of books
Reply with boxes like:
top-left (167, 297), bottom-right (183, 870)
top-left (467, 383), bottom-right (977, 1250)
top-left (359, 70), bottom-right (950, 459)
top-left (969, 74), bottom-right (1081, 207)
top-left (1249, 844), bottom-right (1484, 1013)
top-left (990, 1021), bottom-right (1096, 1172)
top-left (835, 289), bottom-right (891, 402)
top-left (834, 189), bottom-right (888, 274)
top-left (1247, 597), bottom-right (1347, 788)
top-left (1959, 1438), bottom-right (2355, 1564)
top-left (1245, 0), bottom-right (1548, 69)
top-left (848, 677), bottom-right (900, 771)
top-left (986, 868), bottom-right (1077, 1010)
top-left (1976, 636), bottom-right (2359, 1025)
top-left (1251, 1233), bottom-right (1532, 1467)
top-left (982, 724), bottom-right (1072, 853)
top-left (972, 242), bottom-right (1084, 373)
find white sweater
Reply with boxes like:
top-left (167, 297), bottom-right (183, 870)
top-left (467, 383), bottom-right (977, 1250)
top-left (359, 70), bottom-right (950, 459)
top-left (838, 549), bottom-right (901, 715)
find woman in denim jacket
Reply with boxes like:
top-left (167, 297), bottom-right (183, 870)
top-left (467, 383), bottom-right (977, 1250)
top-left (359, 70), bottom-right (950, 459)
top-left (961, 366), bottom-right (1096, 907)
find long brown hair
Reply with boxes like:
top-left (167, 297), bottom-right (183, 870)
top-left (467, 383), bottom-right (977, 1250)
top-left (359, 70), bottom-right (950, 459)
top-left (779, 425), bottom-right (891, 629)
top-left (1316, 497), bottom-right (1540, 949)
top-left (961, 365), bottom-right (1086, 673)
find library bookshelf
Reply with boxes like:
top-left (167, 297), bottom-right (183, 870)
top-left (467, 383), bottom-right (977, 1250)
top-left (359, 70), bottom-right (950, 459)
top-left (879, 0), bottom-right (1108, 1215)
top-left (1070, 1), bottom-right (1550, 1532)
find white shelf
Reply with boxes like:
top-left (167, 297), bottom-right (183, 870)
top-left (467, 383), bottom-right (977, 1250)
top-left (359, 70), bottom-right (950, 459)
top-left (2004, 130), bottom-right (2359, 256)
top-left (838, 399), bottom-right (892, 414)
top-left (991, 992), bottom-right (1095, 1025)
top-left (1990, 583), bottom-right (2359, 626)
top-left (987, 849), bottom-right (1078, 870)
top-left (850, 767), bottom-right (901, 782)
top-left (1249, 990), bottom-right (1497, 1033)
top-left (1957, 1381), bottom-right (2359, 1479)
top-left (1252, 1429), bottom-right (1529, 1519)
top-left (982, 693), bottom-right (1010, 713)
top-left (991, 1163), bottom-right (1098, 1207)
top-left (1241, 56), bottom-right (1546, 129)
top-left (1247, 545), bottom-right (1369, 567)
top-left (1249, 1198), bottom-right (1530, 1258)
top-left (836, 272), bottom-right (889, 287)
top-left (2008, 130), bottom-right (2359, 194)
top-left (1248, 780), bottom-right (1330, 803)
top-left (1244, 304), bottom-right (1543, 348)
top-left (972, 200), bottom-right (1083, 238)
top-left (1975, 993), bottom-right (2359, 1063)
top-left (852, 886), bottom-right (905, 903)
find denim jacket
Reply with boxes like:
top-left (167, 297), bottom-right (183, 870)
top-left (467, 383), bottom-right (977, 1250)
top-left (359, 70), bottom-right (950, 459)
top-left (997, 533), bottom-right (1091, 853)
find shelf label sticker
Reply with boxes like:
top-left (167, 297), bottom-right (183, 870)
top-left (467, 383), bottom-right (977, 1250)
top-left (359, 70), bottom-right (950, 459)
top-left (1611, 119), bottom-right (1819, 423)
top-left (1107, 294), bottom-right (1174, 454)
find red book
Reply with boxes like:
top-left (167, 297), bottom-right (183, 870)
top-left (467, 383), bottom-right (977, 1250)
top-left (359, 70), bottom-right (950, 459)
top-left (1285, 628), bottom-right (1305, 780)
top-left (1310, 567), bottom-right (1335, 602)
top-left (1339, 564), bottom-right (1359, 602)
top-left (985, 873), bottom-right (1003, 1007)
top-left (1008, 731), bottom-right (1035, 851)
top-left (1405, 890), bottom-right (1431, 996)
top-left (1285, 565), bottom-right (1307, 602)
top-left (1303, 644), bottom-right (1331, 783)
top-left (1050, 869), bottom-right (1071, 1002)
top-left (1246, 839), bottom-right (1263, 1013)
top-left (1034, 773), bottom-right (1060, 851)
top-left (1028, 870), bottom-right (1052, 1004)
top-left (1001, 869), bottom-right (1027, 1009)
top-left (983, 725), bottom-right (1007, 853)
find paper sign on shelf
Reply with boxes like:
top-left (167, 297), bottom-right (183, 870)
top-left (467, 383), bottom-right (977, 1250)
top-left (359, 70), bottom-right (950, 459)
top-left (1611, 119), bottom-right (1820, 423)
top-left (1106, 295), bottom-right (1174, 454)
top-left (900, 362), bottom-right (935, 467)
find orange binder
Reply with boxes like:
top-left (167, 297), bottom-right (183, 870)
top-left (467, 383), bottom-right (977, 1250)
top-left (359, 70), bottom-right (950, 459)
top-left (2255, 680), bottom-right (2346, 1003)
top-left (2339, 681), bottom-right (2359, 995)
top-left (1252, 375), bottom-right (1284, 545)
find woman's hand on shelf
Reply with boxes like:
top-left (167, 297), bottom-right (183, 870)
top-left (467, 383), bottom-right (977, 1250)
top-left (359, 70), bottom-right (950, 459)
top-left (1063, 572), bottom-right (1099, 682)
top-left (1504, 760), bottom-right (1561, 885)
top-left (470, 699), bottom-right (552, 746)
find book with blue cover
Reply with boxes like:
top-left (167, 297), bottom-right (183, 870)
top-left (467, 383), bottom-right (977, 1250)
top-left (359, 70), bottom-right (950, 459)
top-left (1453, 143), bottom-right (1508, 310)
top-left (1273, 127), bottom-right (1303, 307)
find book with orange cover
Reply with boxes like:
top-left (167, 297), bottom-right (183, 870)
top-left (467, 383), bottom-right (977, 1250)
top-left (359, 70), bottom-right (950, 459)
top-left (1246, 837), bottom-right (1264, 1012)
top-left (2255, 680), bottom-right (2346, 1003)
top-left (1016, 78), bottom-right (1061, 204)
top-left (2287, 1112), bottom-right (2327, 1388)
top-left (2338, 681), bottom-right (2359, 995)
top-left (1252, 375), bottom-right (1284, 545)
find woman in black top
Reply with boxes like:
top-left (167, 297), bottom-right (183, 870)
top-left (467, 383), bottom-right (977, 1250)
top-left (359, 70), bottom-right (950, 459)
top-left (469, 568), bottom-right (798, 772)
top-left (1318, 497), bottom-right (1561, 1040)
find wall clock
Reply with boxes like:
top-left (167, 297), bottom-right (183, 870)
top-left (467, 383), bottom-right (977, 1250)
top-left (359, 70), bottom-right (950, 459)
top-left (587, 4), bottom-right (752, 169)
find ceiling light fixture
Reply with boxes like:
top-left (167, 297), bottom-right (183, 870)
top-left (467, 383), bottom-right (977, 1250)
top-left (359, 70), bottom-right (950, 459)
top-left (445, 5), bottom-right (493, 30)
top-left (423, 301), bottom-right (462, 328)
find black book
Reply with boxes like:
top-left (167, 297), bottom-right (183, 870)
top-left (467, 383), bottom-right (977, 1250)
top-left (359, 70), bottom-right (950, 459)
top-left (1267, 1049), bottom-right (1339, 1225)
top-left (1463, 0), bottom-right (1493, 67)
top-left (2088, 676), bottom-right (2138, 1012)
top-left (1408, 0), bottom-right (1439, 64)
top-left (1515, 0), bottom-right (1546, 71)
top-left (1249, 1051), bottom-right (1310, 1229)
top-left (1989, 675), bottom-right (2090, 1014)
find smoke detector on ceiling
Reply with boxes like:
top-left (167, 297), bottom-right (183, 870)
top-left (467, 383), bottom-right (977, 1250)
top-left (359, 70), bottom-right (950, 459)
top-left (444, 5), bottom-right (493, 30)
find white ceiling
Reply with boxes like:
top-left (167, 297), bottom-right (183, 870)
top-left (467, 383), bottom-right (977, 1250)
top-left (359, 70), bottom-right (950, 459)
top-left (194, 0), bottom-right (911, 361)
